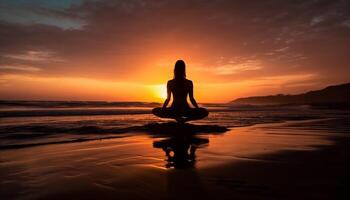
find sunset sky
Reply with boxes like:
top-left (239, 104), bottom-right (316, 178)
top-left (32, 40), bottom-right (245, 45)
top-left (0, 0), bottom-right (350, 102)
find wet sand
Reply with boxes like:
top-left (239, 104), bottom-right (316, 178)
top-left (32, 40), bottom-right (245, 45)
top-left (1, 119), bottom-right (350, 200)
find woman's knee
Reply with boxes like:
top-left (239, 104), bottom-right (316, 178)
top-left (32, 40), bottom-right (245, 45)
top-left (152, 107), bottom-right (162, 116)
top-left (190, 108), bottom-right (208, 119)
top-left (198, 108), bottom-right (209, 117)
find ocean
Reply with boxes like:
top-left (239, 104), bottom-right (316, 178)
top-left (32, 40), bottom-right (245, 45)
top-left (0, 101), bottom-right (349, 149)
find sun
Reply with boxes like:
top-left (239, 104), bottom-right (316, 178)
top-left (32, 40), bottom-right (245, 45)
top-left (154, 84), bottom-right (167, 100)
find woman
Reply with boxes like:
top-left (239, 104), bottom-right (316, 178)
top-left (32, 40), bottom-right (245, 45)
top-left (152, 60), bottom-right (208, 122)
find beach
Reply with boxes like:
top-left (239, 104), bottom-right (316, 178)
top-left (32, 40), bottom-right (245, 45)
top-left (1, 0), bottom-right (350, 199)
top-left (1, 116), bottom-right (350, 200)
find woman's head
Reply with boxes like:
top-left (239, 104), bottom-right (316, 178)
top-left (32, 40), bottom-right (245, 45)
top-left (174, 60), bottom-right (186, 80)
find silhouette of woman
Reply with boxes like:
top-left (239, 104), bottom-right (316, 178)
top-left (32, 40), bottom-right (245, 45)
top-left (152, 60), bottom-right (209, 122)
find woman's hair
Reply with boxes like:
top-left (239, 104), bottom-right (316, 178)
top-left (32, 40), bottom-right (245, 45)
top-left (174, 60), bottom-right (186, 80)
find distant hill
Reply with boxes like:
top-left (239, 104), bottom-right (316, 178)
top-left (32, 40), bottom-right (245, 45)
top-left (231, 83), bottom-right (350, 108)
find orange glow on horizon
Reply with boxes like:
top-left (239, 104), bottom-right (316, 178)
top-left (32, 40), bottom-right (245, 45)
top-left (0, 72), bottom-right (325, 103)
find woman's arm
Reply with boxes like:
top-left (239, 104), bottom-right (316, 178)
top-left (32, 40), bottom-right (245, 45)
top-left (162, 81), bottom-right (171, 109)
top-left (189, 81), bottom-right (199, 108)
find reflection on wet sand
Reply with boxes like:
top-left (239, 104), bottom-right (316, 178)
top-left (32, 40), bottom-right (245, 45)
top-left (147, 122), bottom-right (226, 199)
top-left (146, 122), bottom-right (228, 169)
top-left (153, 135), bottom-right (209, 169)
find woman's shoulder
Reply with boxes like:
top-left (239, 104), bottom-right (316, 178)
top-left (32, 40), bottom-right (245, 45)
top-left (168, 78), bottom-right (192, 85)
top-left (185, 79), bottom-right (193, 85)
top-left (167, 79), bottom-right (175, 84)
top-left (167, 79), bottom-right (175, 87)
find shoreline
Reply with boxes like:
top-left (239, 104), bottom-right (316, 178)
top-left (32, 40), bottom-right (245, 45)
top-left (0, 117), bottom-right (332, 150)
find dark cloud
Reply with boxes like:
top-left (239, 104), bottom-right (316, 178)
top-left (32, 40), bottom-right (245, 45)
top-left (0, 0), bottom-right (350, 83)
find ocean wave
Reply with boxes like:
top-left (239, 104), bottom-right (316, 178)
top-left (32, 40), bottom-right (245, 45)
top-left (0, 123), bottom-right (228, 136)
top-left (0, 123), bottom-right (229, 149)
top-left (0, 108), bottom-right (153, 118)
top-left (0, 100), bottom-right (161, 108)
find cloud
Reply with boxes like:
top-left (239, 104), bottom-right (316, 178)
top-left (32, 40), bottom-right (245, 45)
top-left (310, 16), bottom-right (326, 26)
top-left (0, 65), bottom-right (41, 72)
top-left (3, 50), bottom-right (64, 62)
top-left (195, 60), bottom-right (262, 75)
top-left (274, 47), bottom-right (290, 52)
top-left (342, 20), bottom-right (350, 28)
top-left (0, 0), bottom-right (85, 29)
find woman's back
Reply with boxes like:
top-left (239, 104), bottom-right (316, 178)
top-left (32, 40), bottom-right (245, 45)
top-left (168, 78), bottom-right (192, 109)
